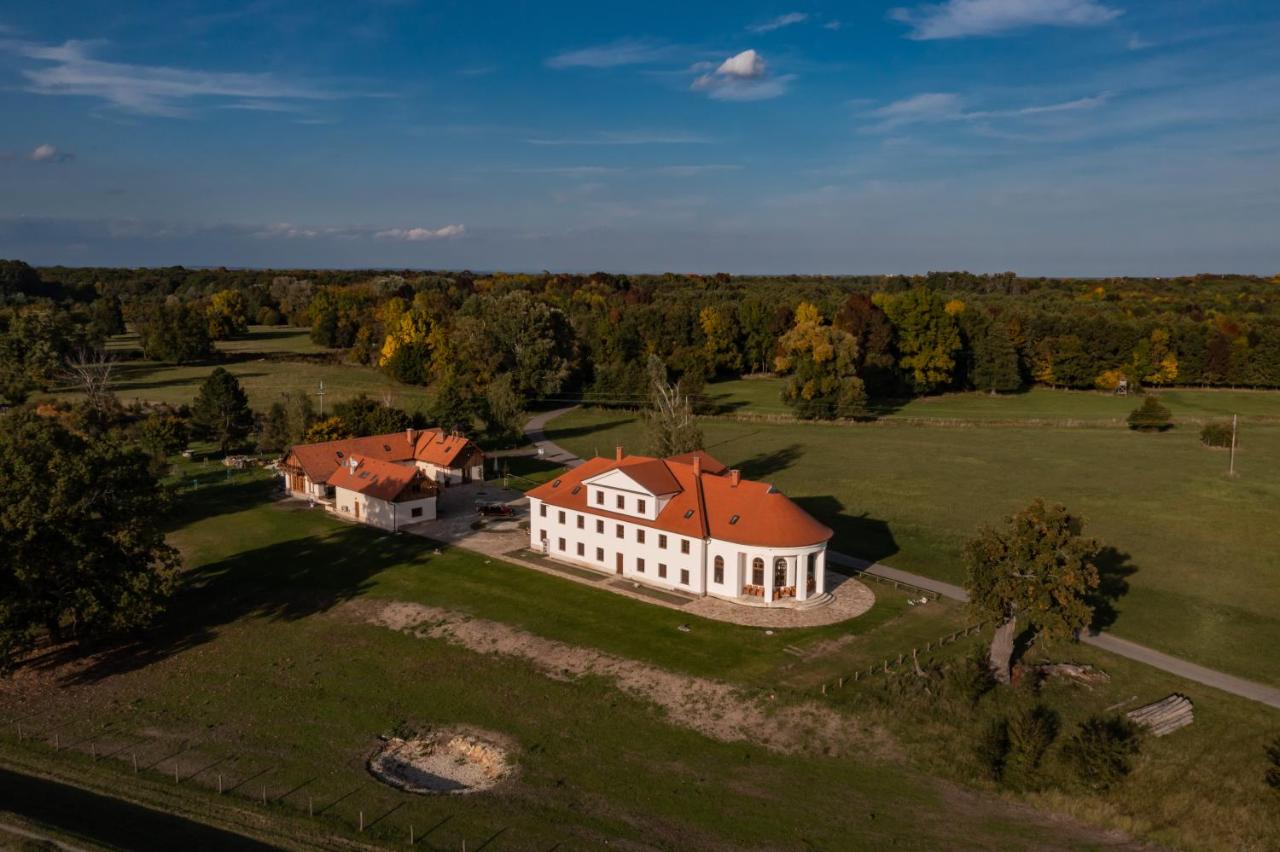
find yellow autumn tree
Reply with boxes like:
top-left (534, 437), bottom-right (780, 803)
top-left (1133, 329), bottom-right (1178, 386)
top-left (774, 302), bottom-right (865, 419)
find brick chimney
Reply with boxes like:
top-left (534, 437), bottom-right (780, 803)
top-left (730, 469), bottom-right (741, 487)
top-left (692, 454), bottom-right (702, 477)
top-left (615, 445), bottom-right (624, 462)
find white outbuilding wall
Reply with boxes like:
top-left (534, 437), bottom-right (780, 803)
top-left (334, 487), bottom-right (436, 531)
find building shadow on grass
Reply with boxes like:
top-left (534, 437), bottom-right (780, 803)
top-left (791, 495), bottom-right (898, 564)
top-left (54, 522), bottom-right (428, 686)
top-left (1088, 545), bottom-right (1137, 632)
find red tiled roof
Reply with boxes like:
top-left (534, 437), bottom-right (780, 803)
top-left (285, 429), bottom-right (480, 483)
top-left (327, 455), bottom-right (430, 502)
top-left (527, 453), bottom-right (831, 548)
top-left (665, 450), bottom-right (729, 475)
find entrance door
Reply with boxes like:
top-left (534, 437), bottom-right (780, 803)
top-left (354, 501), bottom-right (361, 520)
top-left (615, 553), bottom-right (623, 575)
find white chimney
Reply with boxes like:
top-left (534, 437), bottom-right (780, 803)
top-left (348, 457), bottom-right (358, 473)
top-left (730, 469), bottom-right (741, 487)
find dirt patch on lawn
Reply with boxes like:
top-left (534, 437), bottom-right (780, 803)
top-left (368, 728), bottom-right (514, 794)
top-left (351, 599), bottom-right (893, 760)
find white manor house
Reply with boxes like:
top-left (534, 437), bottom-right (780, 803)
top-left (527, 448), bottom-right (832, 606)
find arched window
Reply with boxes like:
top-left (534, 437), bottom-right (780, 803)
top-left (774, 557), bottom-right (788, 587)
top-left (713, 555), bottom-right (724, 585)
top-left (751, 557), bottom-right (764, 586)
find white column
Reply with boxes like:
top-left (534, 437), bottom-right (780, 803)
top-left (763, 555), bottom-right (774, 603)
top-left (817, 549), bottom-right (827, 594)
top-left (797, 553), bottom-right (809, 602)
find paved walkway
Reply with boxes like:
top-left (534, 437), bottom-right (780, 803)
top-left (523, 408), bottom-right (1280, 712)
top-left (523, 406), bottom-right (584, 469)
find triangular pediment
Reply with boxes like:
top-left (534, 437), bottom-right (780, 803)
top-left (582, 467), bottom-right (675, 498)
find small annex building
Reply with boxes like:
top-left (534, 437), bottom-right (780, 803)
top-left (526, 447), bottom-right (833, 606)
top-left (327, 454), bottom-right (438, 531)
top-left (279, 428), bottom-right (484, 528)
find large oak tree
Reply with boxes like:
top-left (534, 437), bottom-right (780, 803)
top-left (963, 499), bottom-right (1101, 683)
top-left (0, 408), bottom-right (180, 669)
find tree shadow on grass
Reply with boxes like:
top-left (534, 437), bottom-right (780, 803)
top-left (791, 495), bottom-right (898, 565)
top-left (52, 521), bottom-right (429, 686)
top-left (1087, 545), bottom-right (1137, 632)
top-left (539, 418), bottom-right (635, 443)
top-left (165, 477), bottom-right (279, 527)
top-left (735, 444), bottom-right (804, 480)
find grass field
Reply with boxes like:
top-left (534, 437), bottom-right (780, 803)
top-left (0, 474), bottom-right (1109, 850)
top-left (58, 326), bottom-right (433, 414)
top-left (107, 325), bottom-right (335, 356)
top-left (0, 472), bottom-right (1276, 849)
top-left (706, 377), bottom-right (1280, 423)
top-left (545, 407), bottom-right (1280, 688)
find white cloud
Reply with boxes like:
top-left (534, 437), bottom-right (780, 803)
top-left (823, 21), bottom-right (844, 31)
top-left (374, 225), bottom-right (466, 241)
top-left (546, 38), bottom-right (676, 69)
top-left (29, 143), bottom-right (72, 162)
top-left (7, 38), bottom-right (349, 116)
top-left (890, 0), bottom-right (1122, 40)
top-left (692, 49), bottom-right (792, 101)
top-left (748, 13), bottom-right (809, 33)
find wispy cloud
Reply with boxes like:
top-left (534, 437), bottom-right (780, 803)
top-left (29, 143), bottom-right (73, 163)
top-left (526, 130), bottom-right (713, 146)
top-left (692, 49), bottom-right (793, 101)
top-left (4, 37), bottom-right (357, 116)
top-left (890, 0), bottom-right (1123, 40)
top-left (374, 225), bottom-right (466, 241)
top-left (546, 38), bottom-right (678, 69)
top-left (863, 90), bottom-right (1110, 131)
top-left (748, 13), bottom-right (809, 33)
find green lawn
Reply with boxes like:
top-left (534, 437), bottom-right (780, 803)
top-left (108, 325), bottom-right (336, 356)
top-left (706, 378), bottom-right (1280, 424)
top-left (0, 474), bottom-right (1112, 851)
top-left (546, 407), bottom-right (1280, 689)
top-left (1, 472), bottom-right (1276, 849)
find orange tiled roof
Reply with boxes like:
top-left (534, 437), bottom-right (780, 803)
top-left (285, 429), bottom-right (479, 483)
top-left (527, 452), bottom-right (831, 548)
top-left (327, 454), bottom-right (430, 502)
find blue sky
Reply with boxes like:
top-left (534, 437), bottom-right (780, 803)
top-left (1, 0), bottom-right (1278, 274)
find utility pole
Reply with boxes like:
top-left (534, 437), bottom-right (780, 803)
top-left (316, 380), bottom-right (326, 417)
top-left (1229, 413), bottom-right (1238, 477)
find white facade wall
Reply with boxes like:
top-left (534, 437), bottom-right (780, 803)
top-left (334, 486), bottom-right (436, 531)
top-left (529, 495), bottom-right (828, 605)
top-left (415, 461), bottom-right (485, 485)
top-left (529, 498), bottom-right (707, 595)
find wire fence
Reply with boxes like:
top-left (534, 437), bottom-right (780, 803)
top-left (0, 711), bottom-right (528, 850)
top-left (817, 622), bottom-right (990, 696)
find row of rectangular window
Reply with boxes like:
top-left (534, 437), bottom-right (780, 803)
top-left (538, 504), bottom-right (689, 552)
top-left (544, 536), bottom-right (693, 587)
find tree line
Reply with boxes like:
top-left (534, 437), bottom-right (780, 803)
top-left (3, 260), bottom-right (1280, 421)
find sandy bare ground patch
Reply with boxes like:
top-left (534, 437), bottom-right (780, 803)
top-left (353, 598), bottom-right (892, 759)
top-left (368, 728), bottom-right (514, 794)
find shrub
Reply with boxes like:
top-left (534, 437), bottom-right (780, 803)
top-left (947, 644), bottom-right (998, 705)
top-left (1266, 736), bottom-right (1280, 791)
top-left (1062, 715), bottom-right (1142, 790)
top-left (1127, 396), bottom-right (1172, 432)
top-left (1200, 421), bottom-right (1234, 448)
top-left (257, 306), bottom-right (282, 325)
top-left (1003, 704), bottom-right (1060, 790)
top-left (975, 717), bottom-right (1010, 781)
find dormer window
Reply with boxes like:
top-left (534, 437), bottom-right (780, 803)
top-left (571, 485), bottom-right (581, 495)
top-left (729, 514), bottom-right (740, 525)
top-left (552, 479), bottom-right (562, 488)
top-left (637, 499), bottom-right (646, 514)
top-left (336, 451), bottom-right (344, 458)
top-left (683, 509), bottom-right (694, 519)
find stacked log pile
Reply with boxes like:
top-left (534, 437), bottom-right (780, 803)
top-left (1126, 693), bottom-right (1194, 736)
